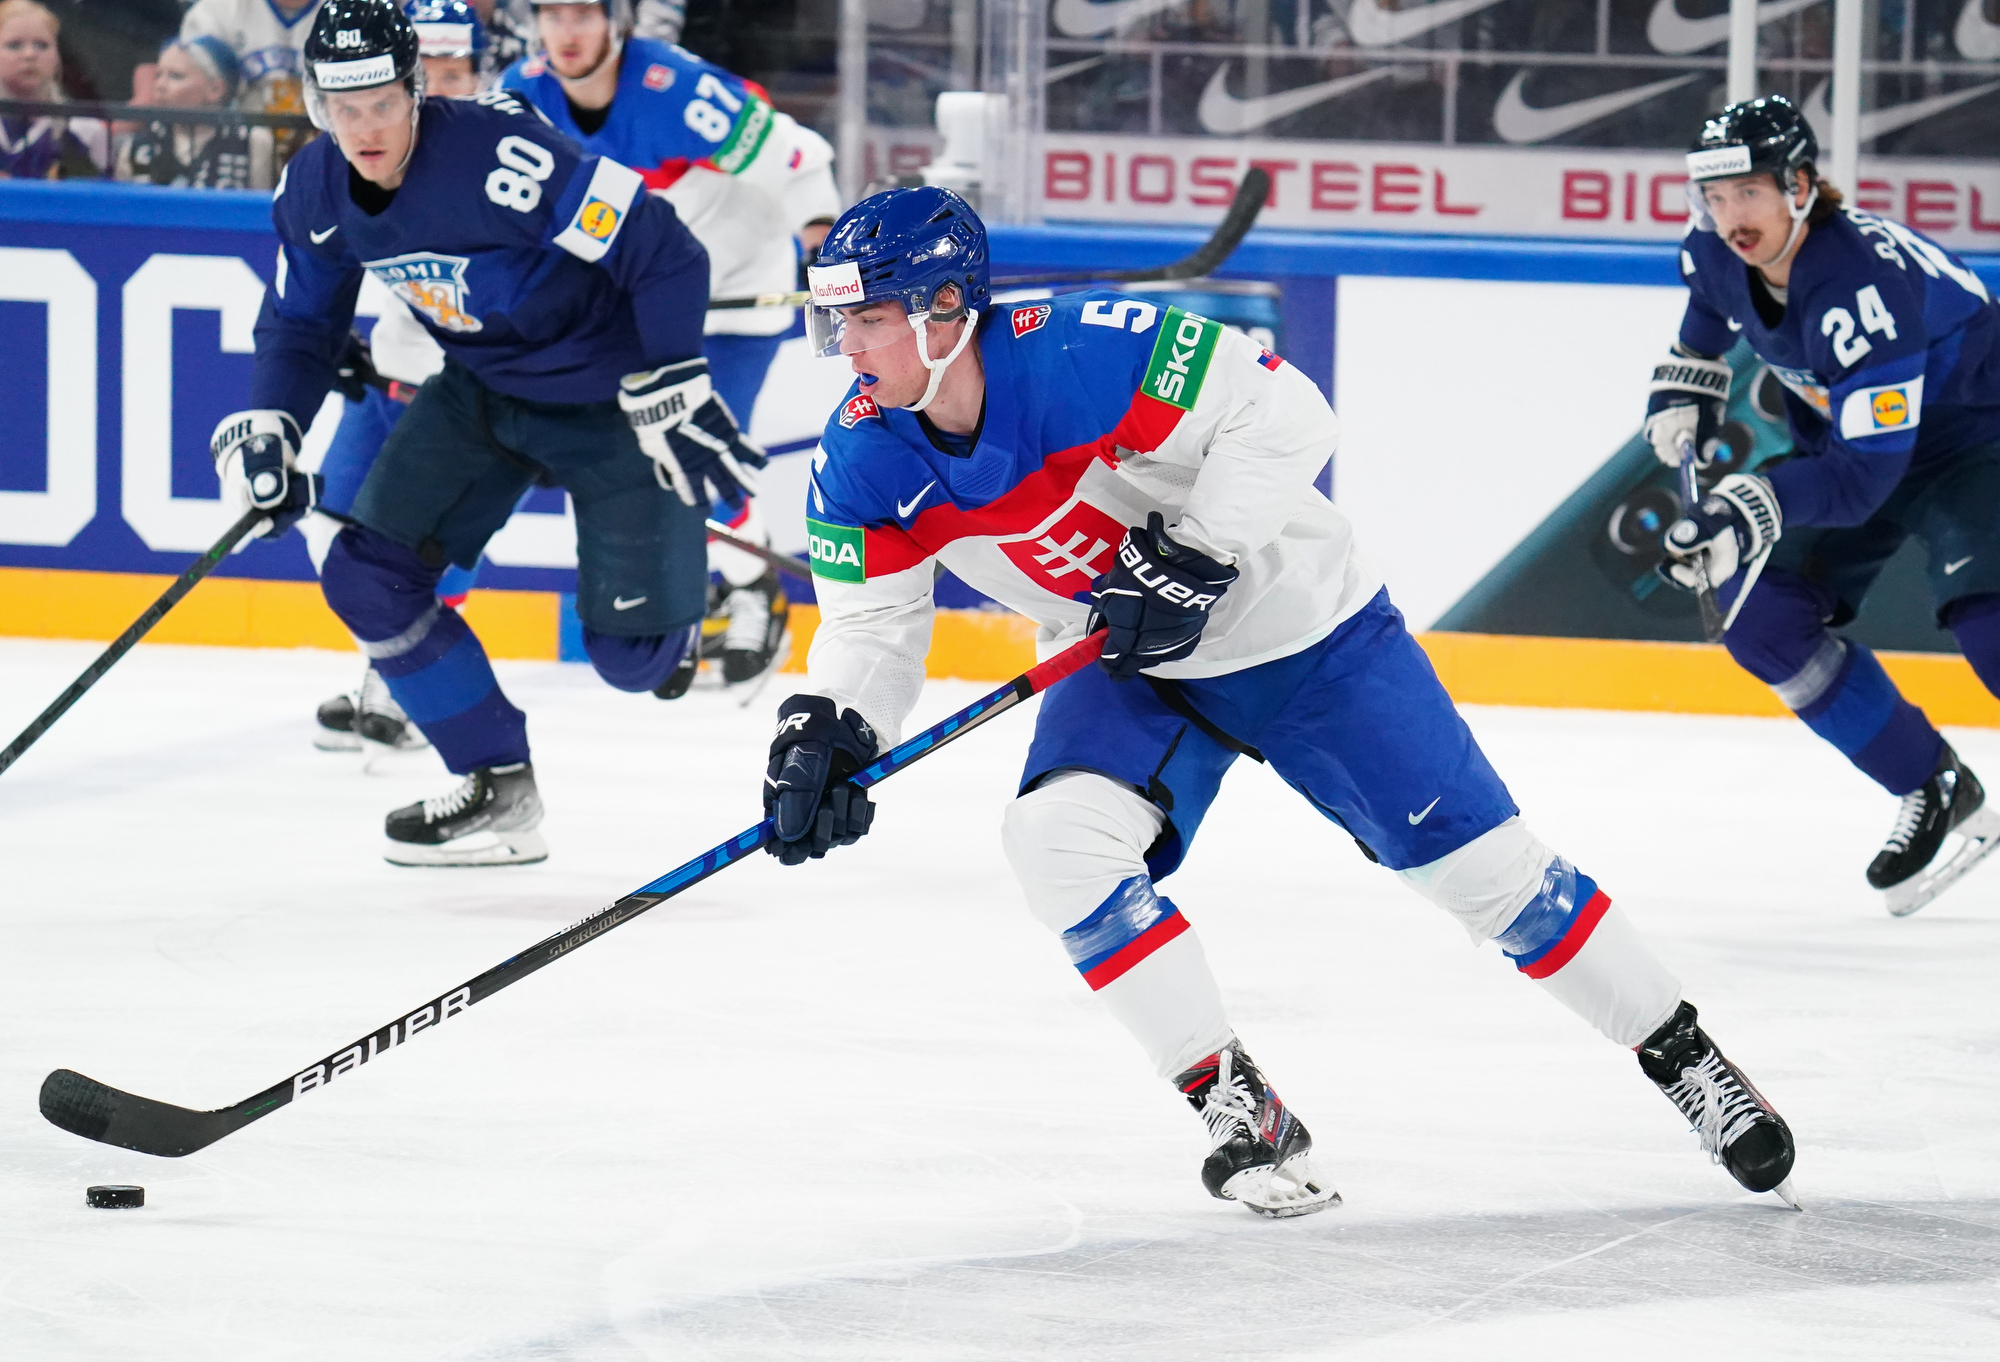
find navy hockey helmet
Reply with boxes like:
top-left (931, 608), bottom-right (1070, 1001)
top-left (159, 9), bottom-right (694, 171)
top-left (1687, 94), bottom-right (1817, 188)
top-left (304, 0), bottom-right (425, 134)
top-left (805, 187), bottom-right (990, 354)
top-left (406, 0), bottom-right (489, 63)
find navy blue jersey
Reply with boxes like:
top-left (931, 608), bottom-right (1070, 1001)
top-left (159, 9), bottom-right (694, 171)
top-left (1679, 208), bottom-right (2000, 527)
top-left (252, 89), bottom-right (709, 428)
top-left (500, 37), bottom-right (770, 191)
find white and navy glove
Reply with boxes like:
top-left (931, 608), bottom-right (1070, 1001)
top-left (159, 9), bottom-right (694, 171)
top-left (764, 694), bottom-right (878, 866)
top-left (1660, 473), bottom-right (1782, 590)
top-left (1642, 346), bottom-right (1732, 469)
top-left (209, 409), bottom-right (319, 542)
top-left (617, 358), bottom-right (768, 510)
top-left (1087, 512), bottom-right (1239, 681)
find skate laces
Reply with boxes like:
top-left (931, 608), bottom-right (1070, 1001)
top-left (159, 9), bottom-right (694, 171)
top-left (1883, 787), bottom-right (1929, 854)
top-left (359, 667), bottom-right (409, 723)
top-left (1198, 1051), bottom-right (1263, 1151)
top-left (723, 586), bottom-right (772, 652)
top-left (1665, 1052), bottom-right (1765, 1162)
top-left (421, 774), bottom-right (483, 822)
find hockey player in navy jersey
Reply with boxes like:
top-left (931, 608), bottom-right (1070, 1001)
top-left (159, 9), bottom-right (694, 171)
top-left (761, 186), bottom-right (1800, 1216)
top-left (1648, 95), bottom-right (2000, 915)
top-left (216, 0), bottom-right (761, 865)
top-left (502, 0), bottom-right (841, 689)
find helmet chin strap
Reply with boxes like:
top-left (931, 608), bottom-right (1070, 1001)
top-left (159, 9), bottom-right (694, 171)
top-left (1751, 181), bottom-right (1818, 271)
top-left (902, 310), bottom-right (979, 414)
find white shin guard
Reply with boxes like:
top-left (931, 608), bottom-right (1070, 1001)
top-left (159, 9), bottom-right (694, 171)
top-left (1399, 817), bottom-right (1681, 1048)
top-left (1002, 772), bottom-right (1233, 1077)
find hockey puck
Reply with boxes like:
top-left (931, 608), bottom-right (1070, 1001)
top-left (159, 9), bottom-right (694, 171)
top-left (85, 1184), bottom-right (144, 1209)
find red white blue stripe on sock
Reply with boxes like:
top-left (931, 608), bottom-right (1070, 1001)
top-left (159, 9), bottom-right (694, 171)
top-left (1062, 875), bottom-right (1189, 991)
top-left (1494, 857), bottom-right (1612, 980)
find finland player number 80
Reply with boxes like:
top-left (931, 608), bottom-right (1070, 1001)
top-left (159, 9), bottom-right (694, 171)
top-left (486, 135), bottom-right (554, 212)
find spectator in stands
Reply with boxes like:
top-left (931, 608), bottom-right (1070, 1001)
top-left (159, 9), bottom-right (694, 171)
top-left (0, 0), bottom-right (105, 177)
top-left (179, 0), bottom-right (319, 164)
top-left (119, 33), bottom-right (272, 187)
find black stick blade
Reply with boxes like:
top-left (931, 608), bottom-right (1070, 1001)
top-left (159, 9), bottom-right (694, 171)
top-left (40, 1069), bottom-right (238, 1158)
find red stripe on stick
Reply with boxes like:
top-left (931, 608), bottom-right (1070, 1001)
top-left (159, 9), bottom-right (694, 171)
top-left (1023, 633), bottom-right (1106, 694)
top-left (1519, 890), bottom-right (1613, 980)
top-left (1081, 913), bottom-right (1189, 990)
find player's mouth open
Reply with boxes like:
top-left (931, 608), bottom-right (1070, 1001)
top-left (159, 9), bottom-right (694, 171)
top-left (1728, 230), bottom-right (1762, 255)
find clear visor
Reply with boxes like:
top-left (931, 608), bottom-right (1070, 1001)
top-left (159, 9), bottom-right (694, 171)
top-left (807, 300), bottom-right (917, 360)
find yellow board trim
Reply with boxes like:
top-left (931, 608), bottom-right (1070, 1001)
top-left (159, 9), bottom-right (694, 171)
top-left (4, 568), bottom-right (1995, 728)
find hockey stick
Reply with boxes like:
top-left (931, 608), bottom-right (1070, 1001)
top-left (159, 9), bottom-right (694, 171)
top-left (1675, 436), bottom-right (1725, 643)
top-left (703, 168), bottom-right (1272, 311)
top-left (0, 508), bottom-right (264, 780)
top-left (40, 632), bottom-right (1108, 1157)
top-left (704, 518), bottom-right (813, 585)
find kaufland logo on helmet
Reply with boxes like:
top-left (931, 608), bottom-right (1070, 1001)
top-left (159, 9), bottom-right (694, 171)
top-left (839, 394), bottom-right (880, 428)
top-left (809, 263), bottom-right (865, 307)
top-left (315, 53), bottom-right (398, 90)
top-left (1686, 145), bottom-right (1754, 179)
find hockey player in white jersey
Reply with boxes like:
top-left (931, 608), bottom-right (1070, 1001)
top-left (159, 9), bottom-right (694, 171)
top-left (763, 187), bottom-right (1801, 1216)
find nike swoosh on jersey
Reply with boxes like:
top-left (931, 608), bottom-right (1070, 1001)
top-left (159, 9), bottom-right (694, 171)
top-left (1347, 0), bottom-right (1512, 47)
top-left (1051, 0), bottom-right (1184, 37)
top-left (1197, 66), bottom-right (1394, 136)
top-left (1492, 70), bottom-right (1700, 145)
top-left (1408, 796), bottom-right (1441, 825)
top-left (1804, 75), bottom-right (2000, 145)
top-left (1946, 556), bottom-right (1975, 575)
top-left (1958, 0), bottom-right (2000, 61)
top-left (897, 481), bottom-right (938, 519)
top-left (1645, 0), bottom-right (1822, 57)
top-left (310, 225), bottom-right (338, 243)
top-left (612, 594), bottom-right (648, 610)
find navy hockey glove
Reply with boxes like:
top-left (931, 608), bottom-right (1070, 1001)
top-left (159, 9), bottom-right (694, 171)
top-left (209, 409), bottom-right (320, 543)
top-left (1087, 512), bottom-right (1238, 682)
top-left (1660, 473), bottom-right (1781, 590)
top-left (1642, 345), bottom-right (1732, 469)
top-left (765, 694), bottom-right (878, 866)
top-left (619, 358), bottom-right (768, 511)
top-left (332, 329), bottom-right (378, 403)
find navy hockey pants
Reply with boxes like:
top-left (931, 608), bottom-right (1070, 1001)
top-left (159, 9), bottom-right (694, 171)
top-left (1720, 440), bottom-right (2000, 794)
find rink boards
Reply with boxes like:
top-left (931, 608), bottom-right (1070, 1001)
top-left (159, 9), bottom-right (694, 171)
top-left (4, 180), bottom-right (2000, 723)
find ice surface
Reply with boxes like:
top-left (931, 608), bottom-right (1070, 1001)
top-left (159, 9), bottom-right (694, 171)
top-left (4, 639), bottom-right (2000, 1360)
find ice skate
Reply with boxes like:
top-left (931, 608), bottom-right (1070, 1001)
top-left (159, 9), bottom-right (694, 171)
top-left (1174, 1040), bottom-right (1340, 1219)
top-left (384, 762), bottom-right (547, 866)
top-left (1870, 742), bottom-right (2000, 917)
top-left (718, 571), bottom-right (791, 706)
top-left (354, 665), bottom-right (429, 766)
top-left (314, 690), bottom-right (361, 751)
top-left (1638, 1001), bottom-right (1798, 1206)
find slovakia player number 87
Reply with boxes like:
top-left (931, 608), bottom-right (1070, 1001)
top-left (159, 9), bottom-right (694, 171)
top-left (487, 135), bottom-right (554, 212)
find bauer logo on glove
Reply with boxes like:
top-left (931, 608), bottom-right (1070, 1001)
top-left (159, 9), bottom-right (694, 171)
top-left (1088, 512), bottom-right (1239, 681)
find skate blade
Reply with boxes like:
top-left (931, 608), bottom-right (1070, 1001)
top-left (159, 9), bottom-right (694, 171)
top-left (314, 729), bottom-right (362, 753)
top-left (384, 828), bottom-right (548, 867)
top-left (359, 733), bottom-right (431, 774)
top-left (1885, 807), bottom-right (2000, 917)
top-left (1221, 1152), bottom-right (1343, 1220)
top-left (1771, 1177), bottom-right (1803, 1211)
top-left (732, 627), bottom-right (793, 709)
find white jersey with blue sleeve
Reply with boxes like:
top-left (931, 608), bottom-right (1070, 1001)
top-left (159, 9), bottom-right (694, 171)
top-left (251, 89), bottom-right (709, 432)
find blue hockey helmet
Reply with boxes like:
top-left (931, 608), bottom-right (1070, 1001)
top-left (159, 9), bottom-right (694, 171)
top-left (805, 186), bottom-right (991, 362)
top-left (405, 0), bottom-right (489, 63)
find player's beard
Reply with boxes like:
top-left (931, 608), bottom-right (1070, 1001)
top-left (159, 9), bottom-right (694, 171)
top-left (552, 31), bottom-right (615, 84)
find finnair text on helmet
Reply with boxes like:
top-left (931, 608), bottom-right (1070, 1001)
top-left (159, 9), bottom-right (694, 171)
top-left (809, 263), bottom-right (865, 306)
top-left (1687, 146), bottom-right (1754, 180)
top-left (316, 53), bottom-right (399, 89)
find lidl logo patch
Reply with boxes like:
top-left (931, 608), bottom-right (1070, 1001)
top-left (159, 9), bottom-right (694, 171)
top-left (1838, 375), bottom-right (1924, 439)
top-left (578, 198), bottom-right (621, 241)
top-left (1012, 304), bottom-right (1051, 338)
top-left (806, 518), bottom-right (865, 582)
top-left (839, 394), bottom-right (881, 428)
top-left (1872, 388), bottom-right (1909, 427)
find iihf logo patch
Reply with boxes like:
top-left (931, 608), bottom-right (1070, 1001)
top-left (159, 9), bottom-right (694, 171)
top-left (363, 251), bottom-right (482, 334)
top-left (839, 394), bottom-right (881, 428)
top-left (1011, 304), bottom-right (1052, 339)
top-left (643, 63), bottom-right (672, 91)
